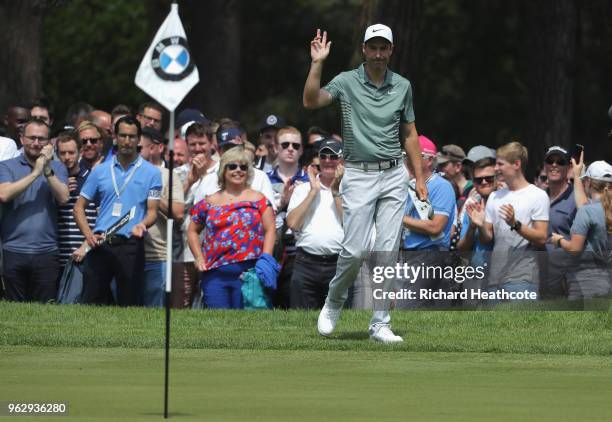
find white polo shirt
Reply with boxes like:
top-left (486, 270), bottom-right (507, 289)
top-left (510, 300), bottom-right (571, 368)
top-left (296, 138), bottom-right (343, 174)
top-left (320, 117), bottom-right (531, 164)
top-left (287, 178), bottom-right (343, 255)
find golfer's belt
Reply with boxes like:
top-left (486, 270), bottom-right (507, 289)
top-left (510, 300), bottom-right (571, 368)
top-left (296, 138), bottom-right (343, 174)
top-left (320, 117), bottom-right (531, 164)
top-left (344, 158), bottom-right (401, 172)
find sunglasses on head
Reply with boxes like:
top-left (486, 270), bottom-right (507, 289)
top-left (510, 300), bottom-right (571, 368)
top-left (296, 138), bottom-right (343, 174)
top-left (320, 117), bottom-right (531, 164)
top-left (280, 142), bottom-right (301, 150)
top-left (473, 175), bottom-right (495, 185)
top-left (226, 163), bottom-right (248, 171)
top-left (539, 175), bottom-right (548, 182)
top-left (81, 137), bottom-right (101, 145)
top-left (545, 157), bottom-right (568, 166)
top-left (319, 153), bottom-right (339, 160)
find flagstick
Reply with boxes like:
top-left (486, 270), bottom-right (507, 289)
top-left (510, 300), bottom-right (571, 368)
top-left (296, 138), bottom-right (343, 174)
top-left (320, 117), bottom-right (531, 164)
top-left (164, 110), bottom-right (175, 419)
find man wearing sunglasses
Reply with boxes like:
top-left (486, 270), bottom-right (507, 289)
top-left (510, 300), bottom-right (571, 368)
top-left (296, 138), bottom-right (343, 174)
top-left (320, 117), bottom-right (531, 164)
top-left (267, 126), bottom-right (309, 308)
top-left (541, 146), bottom-right (577, 299)
top-left (77, 120), bottom-right (105, 170)
top-left (287, 139), bottom-right (344, 309)
top-left (303, 24), bottom-right (426, 343)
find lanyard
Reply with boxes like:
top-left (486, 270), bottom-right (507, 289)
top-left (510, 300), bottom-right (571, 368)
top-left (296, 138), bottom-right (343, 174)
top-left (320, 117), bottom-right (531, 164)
top-left (111, 156), bottom-right (141, 199)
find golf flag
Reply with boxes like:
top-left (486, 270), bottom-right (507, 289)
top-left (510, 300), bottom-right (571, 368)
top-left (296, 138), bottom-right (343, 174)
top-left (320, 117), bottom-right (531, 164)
top-left (135, 3), bottom-right (199, 112)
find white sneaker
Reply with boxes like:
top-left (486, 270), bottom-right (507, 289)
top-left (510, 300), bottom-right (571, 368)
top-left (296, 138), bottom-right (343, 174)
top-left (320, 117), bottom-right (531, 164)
top-left (369, 325), bottom-right (403, 343)
top-left (317, 304), bottom-right (341, 336)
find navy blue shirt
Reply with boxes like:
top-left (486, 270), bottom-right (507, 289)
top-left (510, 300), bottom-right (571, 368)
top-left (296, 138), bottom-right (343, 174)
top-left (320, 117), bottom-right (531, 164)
top-left (0, 156), bottom-right (69, 253)
top-left (266, 167), bottom-right (309, 185)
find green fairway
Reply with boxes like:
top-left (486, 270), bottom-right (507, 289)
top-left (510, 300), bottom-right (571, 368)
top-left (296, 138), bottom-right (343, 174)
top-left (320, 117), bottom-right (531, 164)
top-left (0, 303), bottom-right (611, 421)
top-left (1, 347), bottom-right (611, 421)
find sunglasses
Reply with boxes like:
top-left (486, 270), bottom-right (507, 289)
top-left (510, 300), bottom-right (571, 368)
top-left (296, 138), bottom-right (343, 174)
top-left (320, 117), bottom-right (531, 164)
top-left (309, 163), bottom-right (321, 171)
top-left (319, 153), bottom-right (339, 160)
top-left (538, 175), bottom-right (548, 182)
top-left (81, 137), bottom-right (101, 145)
top-left (473, 175), bottom-right (495, 185)
top-left (545, 157), bottom-right (568, 166)
top-left (227, 163), bottom-right (248, 171)
top-left (280, 142), bottom-right (301, 150)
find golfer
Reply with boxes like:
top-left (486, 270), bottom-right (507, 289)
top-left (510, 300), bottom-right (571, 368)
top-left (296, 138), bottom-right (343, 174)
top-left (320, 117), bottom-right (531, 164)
top-left (303, 24), bottom-right (427, 343)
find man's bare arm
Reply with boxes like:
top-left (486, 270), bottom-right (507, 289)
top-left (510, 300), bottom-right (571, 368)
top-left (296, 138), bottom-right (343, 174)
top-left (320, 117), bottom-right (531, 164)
top-left (303, 29), bottom-right (333, 109)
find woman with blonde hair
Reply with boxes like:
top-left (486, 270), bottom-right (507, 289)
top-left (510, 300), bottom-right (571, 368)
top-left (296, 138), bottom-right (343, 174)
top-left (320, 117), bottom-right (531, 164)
top-left (550, 160), bottom-right (612, 299)
top-left (188, 148), bottom-right (276, 308)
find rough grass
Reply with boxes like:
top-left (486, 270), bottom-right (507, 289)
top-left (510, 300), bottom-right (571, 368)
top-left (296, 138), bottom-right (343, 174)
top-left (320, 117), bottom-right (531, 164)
top-left (0, 302), bottom-right (610, 355)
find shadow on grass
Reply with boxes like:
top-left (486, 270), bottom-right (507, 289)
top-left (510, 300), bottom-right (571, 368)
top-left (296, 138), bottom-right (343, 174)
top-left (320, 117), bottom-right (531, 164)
top-left (336, 331), bottom-right (370, 340)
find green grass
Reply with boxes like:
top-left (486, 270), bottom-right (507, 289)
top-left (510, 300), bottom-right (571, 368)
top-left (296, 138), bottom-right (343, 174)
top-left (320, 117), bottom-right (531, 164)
top-left (1, 303), bottom-right (611, 354)
top-left (0, 303), bottom-right (611, 421)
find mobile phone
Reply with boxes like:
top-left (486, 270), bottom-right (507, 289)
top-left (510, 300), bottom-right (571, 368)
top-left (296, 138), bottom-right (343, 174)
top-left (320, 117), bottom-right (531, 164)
top-left (571, 144), bottom-right (583, 162)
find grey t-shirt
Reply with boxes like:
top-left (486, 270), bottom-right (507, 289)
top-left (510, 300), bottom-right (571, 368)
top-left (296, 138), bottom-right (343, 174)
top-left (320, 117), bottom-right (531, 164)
top-left (571, 201), bottom-right (612, 266)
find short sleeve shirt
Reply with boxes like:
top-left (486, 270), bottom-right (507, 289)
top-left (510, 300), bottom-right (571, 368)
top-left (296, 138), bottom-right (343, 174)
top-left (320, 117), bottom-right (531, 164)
top-left (324, 63), bottom-right (415, 162)
top-left (402, 174), bottom-right (456, 250)
top-left (191, 197), bottom-right (270, 270)
top-left (571, 200), bottom-right (611, 263)
top-left (80, 156), bottom-right (162, 237)
top-left (0, 156), bottom-right (69, 253)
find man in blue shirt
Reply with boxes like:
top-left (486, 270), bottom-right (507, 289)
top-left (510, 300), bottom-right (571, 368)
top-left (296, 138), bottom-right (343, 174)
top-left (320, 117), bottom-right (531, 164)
top-left (74, 116), bottom-right (162, 306)
top-left (0, 119), bottom-right (69, 302)
top-left (399, 135), bottom-right (456, 308)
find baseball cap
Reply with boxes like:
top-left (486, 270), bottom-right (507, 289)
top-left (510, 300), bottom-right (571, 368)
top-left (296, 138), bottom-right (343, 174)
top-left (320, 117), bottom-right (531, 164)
top-left (581, 160), bottom-right (612, 182)
top-left (217, 127), bottom-right (243, 149)
top-left (465, 145), bottom-right (496, 164)
top-left (418, 135), bottom-right (437, 155)
top-left (260, 114), bottom-right (285, 132)
top-left (141, 126), bottom-right (165, 145)
top-left (176, 108), bottom-right (210, 129)
top-left (544, 145), bottom-right (569, 161)
top-left (437, 144), bottom-right (466, 164)
top-left (318, 138), bottom-right (343, 156)
top-left (363, 24), bottom-right (393, 44)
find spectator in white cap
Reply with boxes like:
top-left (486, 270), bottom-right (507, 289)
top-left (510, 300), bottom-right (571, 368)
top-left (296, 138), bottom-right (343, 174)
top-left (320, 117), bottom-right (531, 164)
top-left (303, 23), bottom-right (426, 343)
top-left (550, 160), bottom-right (612, 299)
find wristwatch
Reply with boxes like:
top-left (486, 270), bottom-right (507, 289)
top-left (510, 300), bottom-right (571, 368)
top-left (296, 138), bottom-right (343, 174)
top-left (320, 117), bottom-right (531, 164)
top-left (510, 220), bottom-right (522, 232)
top-left (43, 167), bottom-right (54, 178)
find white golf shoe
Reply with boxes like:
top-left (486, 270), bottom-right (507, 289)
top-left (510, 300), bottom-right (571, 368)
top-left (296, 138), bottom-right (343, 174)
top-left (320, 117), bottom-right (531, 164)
top-left (317, 303), bottom-right (341, 336)
top-left (369, 325), bottom-right (403, 343)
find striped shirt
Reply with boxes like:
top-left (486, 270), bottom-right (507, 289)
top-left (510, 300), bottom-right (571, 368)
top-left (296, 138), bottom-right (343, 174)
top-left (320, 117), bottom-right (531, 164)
top-left (57, 163), bottom-right (97, 265)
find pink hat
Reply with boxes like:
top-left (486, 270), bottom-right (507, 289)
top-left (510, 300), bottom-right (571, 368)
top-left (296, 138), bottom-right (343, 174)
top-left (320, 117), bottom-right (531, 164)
top-left (418, 135), bottom-right (437, 155)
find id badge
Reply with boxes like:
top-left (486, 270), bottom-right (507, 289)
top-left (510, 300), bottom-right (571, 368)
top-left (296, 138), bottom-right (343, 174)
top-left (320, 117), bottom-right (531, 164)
top-left (112, 202), bottom-right (122, 217)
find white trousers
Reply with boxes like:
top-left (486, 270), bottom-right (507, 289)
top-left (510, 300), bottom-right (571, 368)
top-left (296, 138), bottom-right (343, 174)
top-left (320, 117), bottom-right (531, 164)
top-left (325, 164), bottom-right (408, 328)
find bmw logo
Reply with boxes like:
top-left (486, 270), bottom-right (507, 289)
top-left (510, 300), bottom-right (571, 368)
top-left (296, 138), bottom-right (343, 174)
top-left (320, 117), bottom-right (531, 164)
top-left (151, 36), bottom-right (195, 81)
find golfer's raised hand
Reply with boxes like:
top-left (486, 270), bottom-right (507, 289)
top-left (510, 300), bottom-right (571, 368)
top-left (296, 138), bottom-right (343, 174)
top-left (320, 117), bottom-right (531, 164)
top-left (310, 29), bottom-right (331, 63)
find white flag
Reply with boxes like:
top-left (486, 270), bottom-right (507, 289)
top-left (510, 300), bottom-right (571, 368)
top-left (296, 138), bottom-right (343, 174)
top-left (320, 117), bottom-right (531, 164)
top-left (135, 3), bottom-right (199, 112)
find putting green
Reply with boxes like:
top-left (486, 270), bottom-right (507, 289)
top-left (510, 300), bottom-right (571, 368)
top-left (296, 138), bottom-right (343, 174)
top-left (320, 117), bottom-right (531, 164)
top-left (1, 346), bottom-right (610, 421)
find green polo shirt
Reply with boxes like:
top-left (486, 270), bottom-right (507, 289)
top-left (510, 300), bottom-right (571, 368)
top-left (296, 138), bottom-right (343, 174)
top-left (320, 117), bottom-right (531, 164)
top-left (323, 63), bottom-right (415, 162)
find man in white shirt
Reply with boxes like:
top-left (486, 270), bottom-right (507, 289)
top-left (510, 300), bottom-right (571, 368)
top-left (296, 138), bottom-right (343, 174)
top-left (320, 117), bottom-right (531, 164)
top-left (467, 141), bottom-right (549, 297)
top-left (287, 139), bottom-right (344, 308)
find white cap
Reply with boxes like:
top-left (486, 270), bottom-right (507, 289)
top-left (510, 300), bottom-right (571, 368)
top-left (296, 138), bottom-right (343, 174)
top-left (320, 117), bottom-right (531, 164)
top-left (364, 24), bottom-right (393, 44)
top-left (581, 160), bottom-right (612, 182)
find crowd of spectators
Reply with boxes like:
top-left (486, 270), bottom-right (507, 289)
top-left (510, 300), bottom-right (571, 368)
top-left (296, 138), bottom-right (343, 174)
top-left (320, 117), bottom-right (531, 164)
top-left (0, 99), bottom-right (610, 309)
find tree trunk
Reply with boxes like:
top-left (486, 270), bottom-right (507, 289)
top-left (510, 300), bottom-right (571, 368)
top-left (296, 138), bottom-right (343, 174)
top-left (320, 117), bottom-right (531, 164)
top-left (351, 0), bottom-right (423, 81)
top-left (180, 0), bottom-right (241, 120)
top-left (0, 1), bottom-right (47, 113)
top-left (522, 0), bottom-right (577, 169)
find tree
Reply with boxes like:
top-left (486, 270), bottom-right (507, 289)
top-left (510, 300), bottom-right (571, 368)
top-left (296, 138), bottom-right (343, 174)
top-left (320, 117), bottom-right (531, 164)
top-left (521, 0), bottom-right (578, 167)
top-left (0, 1), bottom-right (48, 113)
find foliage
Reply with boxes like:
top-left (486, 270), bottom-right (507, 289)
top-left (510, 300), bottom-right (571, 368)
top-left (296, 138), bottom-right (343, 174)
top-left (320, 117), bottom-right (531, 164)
top-left (42, 0), bottom-right (149, 123)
